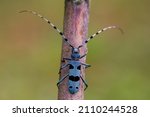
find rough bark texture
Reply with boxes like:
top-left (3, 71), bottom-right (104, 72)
top-left (58, 0), bottom-right (89, 100)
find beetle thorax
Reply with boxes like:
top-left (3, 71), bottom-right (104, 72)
top-left (71, 48), bottom-right (80, 60)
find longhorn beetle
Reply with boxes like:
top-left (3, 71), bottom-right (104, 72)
top-left (19, 10), bottom-right (123, 94)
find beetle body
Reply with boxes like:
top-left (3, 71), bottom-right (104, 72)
top-left (68, 61), bottom-right (81, 94)
top-left (58, 48), bottom-right (90, 94)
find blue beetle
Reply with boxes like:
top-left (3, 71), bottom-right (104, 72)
top-left (58, 47), bottom-right (90, 94)
top-left (20, 10), bottom-right (122, 94)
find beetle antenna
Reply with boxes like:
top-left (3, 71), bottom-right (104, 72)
top-left (19, 10), bottom-right (74, 48)
top-left (84, 25), bottom-right (123, 44)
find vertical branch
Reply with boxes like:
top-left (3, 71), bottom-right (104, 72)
top-left (58, 0), bottom-right (90, 100)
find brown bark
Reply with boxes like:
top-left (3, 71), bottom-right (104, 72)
top-left (58, 0), bottom-right (90, 100)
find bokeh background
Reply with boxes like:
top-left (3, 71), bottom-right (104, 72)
top-left (0, 0), bottom-right (150, 100)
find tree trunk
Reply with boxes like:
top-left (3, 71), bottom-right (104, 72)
top-left (58, 0), bottom-right (90, 100)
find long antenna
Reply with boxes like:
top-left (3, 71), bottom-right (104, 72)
top-left (19, 10), bottom-right (73, 48)
top-left (84, 26), bottom-right (123, 44)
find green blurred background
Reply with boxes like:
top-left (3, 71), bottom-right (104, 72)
top-left (0, 0), bottom-right (150, 100)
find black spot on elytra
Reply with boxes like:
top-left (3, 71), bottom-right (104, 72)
top-left (69, 65), bottom-right (74, 69)
top-left (77, 65), bottom-right (81, 70)
top-left (69, 76), bottom-right (80, 81)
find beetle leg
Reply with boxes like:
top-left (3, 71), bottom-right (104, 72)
top-left (80, 76), bottom-right (88, 90)
top-left (58, 63), bottom-right (69, 74)
top-left (57, 74), bottom-right (69, 87)
top-left (81, 62), bottom-right (91, 68)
